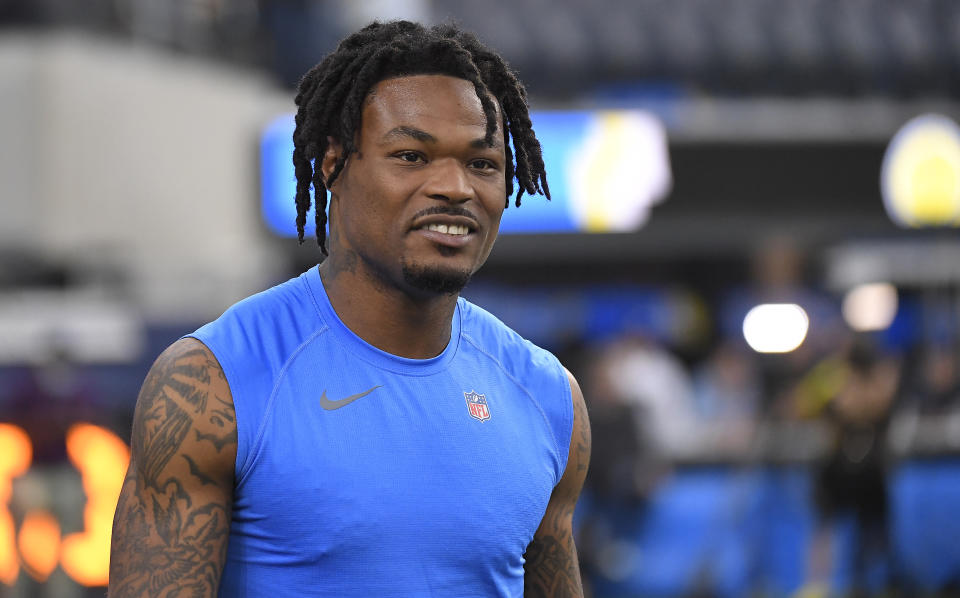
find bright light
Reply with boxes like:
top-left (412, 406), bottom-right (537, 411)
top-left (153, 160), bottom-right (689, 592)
top-left (0, 423), bottom-right (129, 589)
top-left (569, 111), bottom-right (672, 232)
top-left (61, 423), bottom-right (130, 587)
top-left (18, 511), bottom-right (60, 582)
top-left (881, 114), bottom-right (960, 228)
top-left (843, 283), bottom-right (898, 331)
top-left (743, 303), bottom-right (809, 353)
top-left (0, 424), bottom-right (31, 586)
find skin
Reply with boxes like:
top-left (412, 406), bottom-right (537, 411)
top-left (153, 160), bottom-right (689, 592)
top-left (319, 75), bottom-right (508, 358)
top-left (524, 370), bottom-right (591, 598)
top-left (108, 338), bottom-right (235, 597)
top-left (108, 74), bottom-right (590, 597)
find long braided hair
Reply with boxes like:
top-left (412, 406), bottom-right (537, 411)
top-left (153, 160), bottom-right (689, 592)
top-left (292, 20), bottom-right (550, 254)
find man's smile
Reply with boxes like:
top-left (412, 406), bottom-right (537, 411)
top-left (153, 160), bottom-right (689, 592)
top-left (424, 223), bottom-right (469, 235)
top-left (414, 225), bottom-right (475, 249)
top-left (409, 208), bottom-right (481, 249)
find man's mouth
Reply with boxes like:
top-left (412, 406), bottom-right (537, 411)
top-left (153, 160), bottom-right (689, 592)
top-left (412, 217), bottom-right (477, 249)
top-left (423, 223), bottom-right (470, 236)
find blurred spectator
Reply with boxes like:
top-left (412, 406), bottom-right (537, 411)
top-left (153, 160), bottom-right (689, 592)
top-left (592, 335), bottom-right (699, 458)
top-left (577, 336), bottom-right (681, 594)
top-left (724, 237), bottom-right (847, 418)
top-left (581, 340), bottom-right (658, 506)
top-left (905, 344), bottom-right (960, 414)
top-left (692, 341), bottom-right (762, 450)
top-left (796, 337), bottom-right (902, 598)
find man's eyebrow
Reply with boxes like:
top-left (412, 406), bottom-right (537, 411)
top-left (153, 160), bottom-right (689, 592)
top-left (469, 137), bottom-right (499, 149)
top-left (382, 126), bottom-right (436, 143)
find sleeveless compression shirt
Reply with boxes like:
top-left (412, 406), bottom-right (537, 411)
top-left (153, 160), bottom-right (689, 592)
top-left (189, 266), bottom-right (573, 597)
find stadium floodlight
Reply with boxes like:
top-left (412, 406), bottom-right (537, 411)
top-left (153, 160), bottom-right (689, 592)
top-left (742, 303), bottom-right (809, 353)
top-left (842, 282), bottom-right (898, 332)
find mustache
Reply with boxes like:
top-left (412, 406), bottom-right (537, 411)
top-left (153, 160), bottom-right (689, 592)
top-left (411, 206), bottom-right (480, 226)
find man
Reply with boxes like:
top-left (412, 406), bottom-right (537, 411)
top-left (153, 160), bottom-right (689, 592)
top-left (108, 20), bottom-right (590, 597)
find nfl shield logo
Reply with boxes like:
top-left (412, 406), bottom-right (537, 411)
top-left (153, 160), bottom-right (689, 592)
top-left (464, 390), bottom-right (491, 422)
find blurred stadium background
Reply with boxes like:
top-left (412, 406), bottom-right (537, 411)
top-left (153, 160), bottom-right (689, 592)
top-left (2, 1), bottom-right (960, 596)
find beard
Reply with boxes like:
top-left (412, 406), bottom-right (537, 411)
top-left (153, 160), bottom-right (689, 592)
top-left (401, 260), bottom-right (472, 295)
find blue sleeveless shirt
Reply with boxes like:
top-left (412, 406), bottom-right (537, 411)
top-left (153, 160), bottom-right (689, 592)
top-left (189, 267), bottom-right (573, 597)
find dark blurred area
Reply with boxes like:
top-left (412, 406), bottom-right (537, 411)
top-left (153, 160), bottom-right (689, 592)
top-left (3, 0), bottom-right (960, 96)
top-left (3, 1), bottom-right (960, 597)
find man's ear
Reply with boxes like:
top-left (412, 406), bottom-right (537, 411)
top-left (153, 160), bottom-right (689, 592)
top-left (320, 137), bottom-right (343, 188)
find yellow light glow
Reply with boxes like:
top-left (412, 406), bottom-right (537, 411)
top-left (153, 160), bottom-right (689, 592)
top-left (882, 114), bottom-right (960, 227)
top-left (843, 282), bottom-right (899, 332)
top-left (570, 111), bottom-right (672, 232)
top-left (18, 510), bottom-right (60, 581)
top-left (0, 423), bottom-right (32, 586)
top-left (60, 423), bottom-right (130, 587)
top-left (743, 303), bottom-right (810, 353)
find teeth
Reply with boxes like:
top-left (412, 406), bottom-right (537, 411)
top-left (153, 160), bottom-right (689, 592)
top-left (425, 224), bottom-right (468, 236)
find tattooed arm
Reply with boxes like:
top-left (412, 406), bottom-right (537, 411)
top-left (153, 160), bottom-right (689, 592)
top-left (108, 338), bottom-right (237, 597)
top-left (524, 369), bottom-right (591, 598)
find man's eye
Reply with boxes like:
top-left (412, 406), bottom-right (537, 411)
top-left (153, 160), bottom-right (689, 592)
top-left (469, 159), bottom-right (496, 170)
top-left (396, 151), bottom-right (423, 163)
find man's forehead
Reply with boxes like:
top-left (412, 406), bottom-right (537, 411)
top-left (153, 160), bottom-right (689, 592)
top-left (361, 74), bottom-right (502, 135)
top-left (364, 73), bottom-right (486, 102)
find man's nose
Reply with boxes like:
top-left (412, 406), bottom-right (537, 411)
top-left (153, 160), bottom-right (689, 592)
top-left (424, 158), bottom-right (473, 203)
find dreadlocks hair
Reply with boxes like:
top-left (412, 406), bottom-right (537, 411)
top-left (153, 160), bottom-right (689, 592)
top-left (292, 20), bottom-right (550, 254)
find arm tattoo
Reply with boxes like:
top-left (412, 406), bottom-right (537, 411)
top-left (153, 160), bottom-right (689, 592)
top-left (109, 342), bottom-right (236, 598)
top-left (196, 393), bottom-right (239, 453)
top-left (183, 454), bottom-right (218, 486)
top-left (132, 348), bottom-right (212, 489)
top-left (524, 375), bottom-right (590, 598)
top-left (523, 490), bottom-right (582, 598)
top-left (524, 535), bottom-right (579, 598)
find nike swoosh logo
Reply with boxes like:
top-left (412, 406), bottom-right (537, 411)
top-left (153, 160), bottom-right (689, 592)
top-left (319, 385), bottom-right (382, 411)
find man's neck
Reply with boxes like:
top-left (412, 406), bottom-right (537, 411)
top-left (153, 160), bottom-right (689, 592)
top-left (318, 259), bottom-right (459, 360)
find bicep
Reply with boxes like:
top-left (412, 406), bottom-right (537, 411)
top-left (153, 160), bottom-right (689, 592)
top-left (109, 338), bottom-right (237, 598)
top-left (523, 369), bottom-right (591, 598)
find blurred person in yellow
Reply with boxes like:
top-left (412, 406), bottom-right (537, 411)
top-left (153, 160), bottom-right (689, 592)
top-left (792, 337), bottom-right (901, 598)
top-left (107, 20), bottom-right (590, 598)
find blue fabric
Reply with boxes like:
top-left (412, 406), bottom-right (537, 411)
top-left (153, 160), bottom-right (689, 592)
top-left (189, 266), bottom-right (573, 597)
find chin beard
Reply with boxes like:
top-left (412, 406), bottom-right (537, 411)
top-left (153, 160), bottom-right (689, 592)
top-left (401, 261), bottom-right (472, 295)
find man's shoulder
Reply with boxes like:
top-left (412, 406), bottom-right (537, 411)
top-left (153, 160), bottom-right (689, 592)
top-left (230, 271), bottom-right (315, 316)
top-left (203, 271), bottom-right (317, 331)
top-left (458, 297), bottom-right (564, 381)
top-left (458, 297), bottom-right (530, 348)
top-left (190, 270), bottom-right (322, 368)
